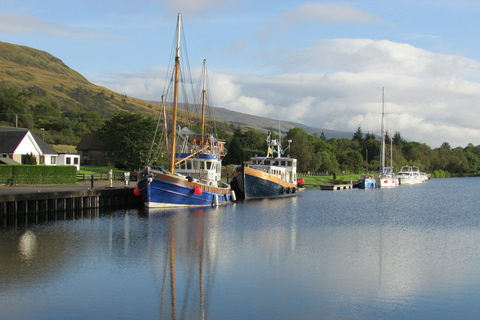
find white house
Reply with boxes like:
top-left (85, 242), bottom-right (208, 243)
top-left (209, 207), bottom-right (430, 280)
top-left (57, 154), bottom-right (81, 171)
top-left (0, 126), bottom-right (80, 170)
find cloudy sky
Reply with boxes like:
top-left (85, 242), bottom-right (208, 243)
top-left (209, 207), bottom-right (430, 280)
top-left (1, 0), bottom-right (480, 148)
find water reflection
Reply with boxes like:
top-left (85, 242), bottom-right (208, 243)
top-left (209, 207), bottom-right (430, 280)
top-left (2, 179), bottom-right (480, 319)
top-left (18, 230), bottom-right (37, 261)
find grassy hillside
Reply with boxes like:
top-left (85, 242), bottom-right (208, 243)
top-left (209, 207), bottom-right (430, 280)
top-left (0, 41), bottom-right (161, 118)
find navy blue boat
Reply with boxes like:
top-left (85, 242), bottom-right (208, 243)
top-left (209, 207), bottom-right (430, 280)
top-left (231, 134), bottom-right (299, 200)
top-left (136, 14), bottom-right (233, 208)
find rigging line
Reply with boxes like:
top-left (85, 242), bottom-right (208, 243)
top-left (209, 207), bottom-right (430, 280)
top-left (145, 101), bottom-right (164, 166)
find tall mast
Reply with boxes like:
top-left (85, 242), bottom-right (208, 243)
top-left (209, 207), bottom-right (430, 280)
top-left (169, 13), bottom-right (181, 174)
top-left (380, 87), bottom-right (386, 173)
top-left (201, 59), bottom-right (207, 146)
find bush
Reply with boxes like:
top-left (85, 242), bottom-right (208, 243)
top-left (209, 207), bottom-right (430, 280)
top-left (0, 165), bottom-right (76, 185)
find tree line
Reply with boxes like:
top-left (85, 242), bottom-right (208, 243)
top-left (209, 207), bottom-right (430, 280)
top-left (224, 126), bottom-right (480, 178)
top-left (2, 86), bottom-right (479, 176)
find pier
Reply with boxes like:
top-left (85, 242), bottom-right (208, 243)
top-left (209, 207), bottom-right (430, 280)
top-left (301, 183), bottom-right (354, 190)
top-left (0, 182), bottom-right (142, 220)
top-left (320, 184), bottom-right (353, 191)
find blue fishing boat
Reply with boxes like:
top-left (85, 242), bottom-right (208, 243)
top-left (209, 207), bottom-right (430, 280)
top-left (136, 14), bottom-right (232, 208)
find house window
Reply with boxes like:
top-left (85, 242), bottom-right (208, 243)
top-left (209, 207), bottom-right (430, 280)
top-left (66, 157), bottom-right (71, 165)
top-left (74, 157), bottom-right (79, 165)
top-left (51, 156), bottom-right (57, 164)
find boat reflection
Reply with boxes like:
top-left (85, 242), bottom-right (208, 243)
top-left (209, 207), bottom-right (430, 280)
top-left (145, 206), bottom-right (221, 320)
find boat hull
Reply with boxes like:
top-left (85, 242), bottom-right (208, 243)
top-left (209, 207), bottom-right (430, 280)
top-left (376, 177), bottom-right (398, 188)
top-left (137, 169), bottom-right (232, 208)
top-left (358, 178), bottom-right (376, 188)
top-left (231, 165), bottom-right (297, 200)
top-left (398, 177), bottom-right (419, 185)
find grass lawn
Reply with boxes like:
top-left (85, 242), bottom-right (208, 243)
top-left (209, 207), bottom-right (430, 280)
top-left (298, 173), bottom-right (366, 185)
top-left (79, 165), bottom-right (128, 175)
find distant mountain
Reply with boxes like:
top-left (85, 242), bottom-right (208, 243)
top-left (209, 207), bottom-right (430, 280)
top-left (0, 41), bottom-right (353, 139)
top-left (209, 106), bottom-right (354, 140)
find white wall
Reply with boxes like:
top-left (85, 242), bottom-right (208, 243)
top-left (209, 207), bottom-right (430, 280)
top-left (58, 154), bottom-right (81, 171)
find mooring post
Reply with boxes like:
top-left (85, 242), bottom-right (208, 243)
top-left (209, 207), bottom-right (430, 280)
top-left (108, 169), bottom-right (113, 188)
top-left (91, 174), bottom-right (94, 189)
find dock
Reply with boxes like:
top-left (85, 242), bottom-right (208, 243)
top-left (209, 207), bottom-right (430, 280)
top-left (320, 184), bottom-right (353, 191)
top-left (301, 183), bottom-right (354, 190)
top-left (0, 181), bottom-right (142, 220)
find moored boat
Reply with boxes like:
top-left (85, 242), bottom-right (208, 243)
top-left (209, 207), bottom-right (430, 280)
top-left (230, 134), bottom-right (299, 200)
top-left (136, 14), bottom-right (232, 208)
top-left (397, 165), bottom-right (428, 184)
top-left (358, 175), bottom-right (376, 188)
top-left (375, 88), bottom-right (398, 188)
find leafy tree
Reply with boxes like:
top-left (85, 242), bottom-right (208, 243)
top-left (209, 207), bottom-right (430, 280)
top-left (241, 129), bottom-right (264, 150)
top-left (440, 142), bottom-right (451, 150)
top-left (317, 151), bottom-right (339, 173)
top-left (290, 132), bottom-right (312, 171)
top-left (97, 111), bottom-right (157, 170)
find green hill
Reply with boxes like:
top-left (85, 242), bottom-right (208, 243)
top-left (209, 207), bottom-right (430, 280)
top-left (0, 41), bottom-right (160, 118)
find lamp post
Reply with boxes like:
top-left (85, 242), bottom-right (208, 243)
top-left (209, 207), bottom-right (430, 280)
top-left (40, 128), bottom-right (45, 141)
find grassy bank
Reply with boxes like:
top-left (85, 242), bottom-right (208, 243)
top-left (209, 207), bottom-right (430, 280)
top-left (298, 173), bottom-right (364, 186)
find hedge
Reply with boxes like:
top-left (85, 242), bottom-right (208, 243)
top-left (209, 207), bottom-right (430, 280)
top-left (0, 165), bottom-right (77, 185)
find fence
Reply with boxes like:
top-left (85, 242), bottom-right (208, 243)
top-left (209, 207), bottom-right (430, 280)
top-left (76, 172), bottom-right (132, 182)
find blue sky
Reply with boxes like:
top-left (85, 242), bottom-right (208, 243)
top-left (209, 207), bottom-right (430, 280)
top-left (1, 0), bottom-right (480, 148)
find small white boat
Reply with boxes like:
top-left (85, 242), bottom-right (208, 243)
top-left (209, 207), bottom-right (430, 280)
top-left (397, 166), bottom-right (428, 185)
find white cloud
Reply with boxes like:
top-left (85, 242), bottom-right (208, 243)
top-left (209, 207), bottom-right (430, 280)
top-left (226, 95), bottom-right (275, 117)
top-left (91, 38), bottom-right (480, 148)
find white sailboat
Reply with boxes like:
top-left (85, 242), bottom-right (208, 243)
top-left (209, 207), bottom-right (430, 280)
top-left (376, 88), bottom-right (398, 188)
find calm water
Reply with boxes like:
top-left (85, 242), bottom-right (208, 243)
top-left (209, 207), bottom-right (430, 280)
top-left (1, 177), bottom-right (480, 319)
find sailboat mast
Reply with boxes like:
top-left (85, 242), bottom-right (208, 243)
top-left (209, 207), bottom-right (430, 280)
top-left (380, 87), bottom-right (386, 173)
top-left (169, 13), bottom-right (181, 174)
top-left (201, 59), bottom-right (207, 146)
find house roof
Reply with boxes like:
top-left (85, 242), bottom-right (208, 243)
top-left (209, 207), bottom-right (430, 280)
top-left (0, 157), bottom-right (20, 165)
top-left (0, 126), bottom-right (58, 155)
top-left (76, 133), bottom-right (105, 150)
top-left (30, 131), bottom-right (58, 155)
top-left (0, 127), bottom-right (28, 153)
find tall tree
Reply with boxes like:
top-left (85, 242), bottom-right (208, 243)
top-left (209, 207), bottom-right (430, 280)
top-left (290, 132), bottom-right (312, 171)
top-left (352, 127), bottom-right (364, 142)
top-left (98, 111), bottom-right (156, 170)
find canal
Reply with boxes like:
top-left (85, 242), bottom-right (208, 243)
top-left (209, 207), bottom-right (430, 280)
top-left (1, 177), bottom-right (480, 319)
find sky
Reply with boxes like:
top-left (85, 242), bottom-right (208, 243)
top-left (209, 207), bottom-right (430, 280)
top-left (1, 0), bottom-right (480, 148)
